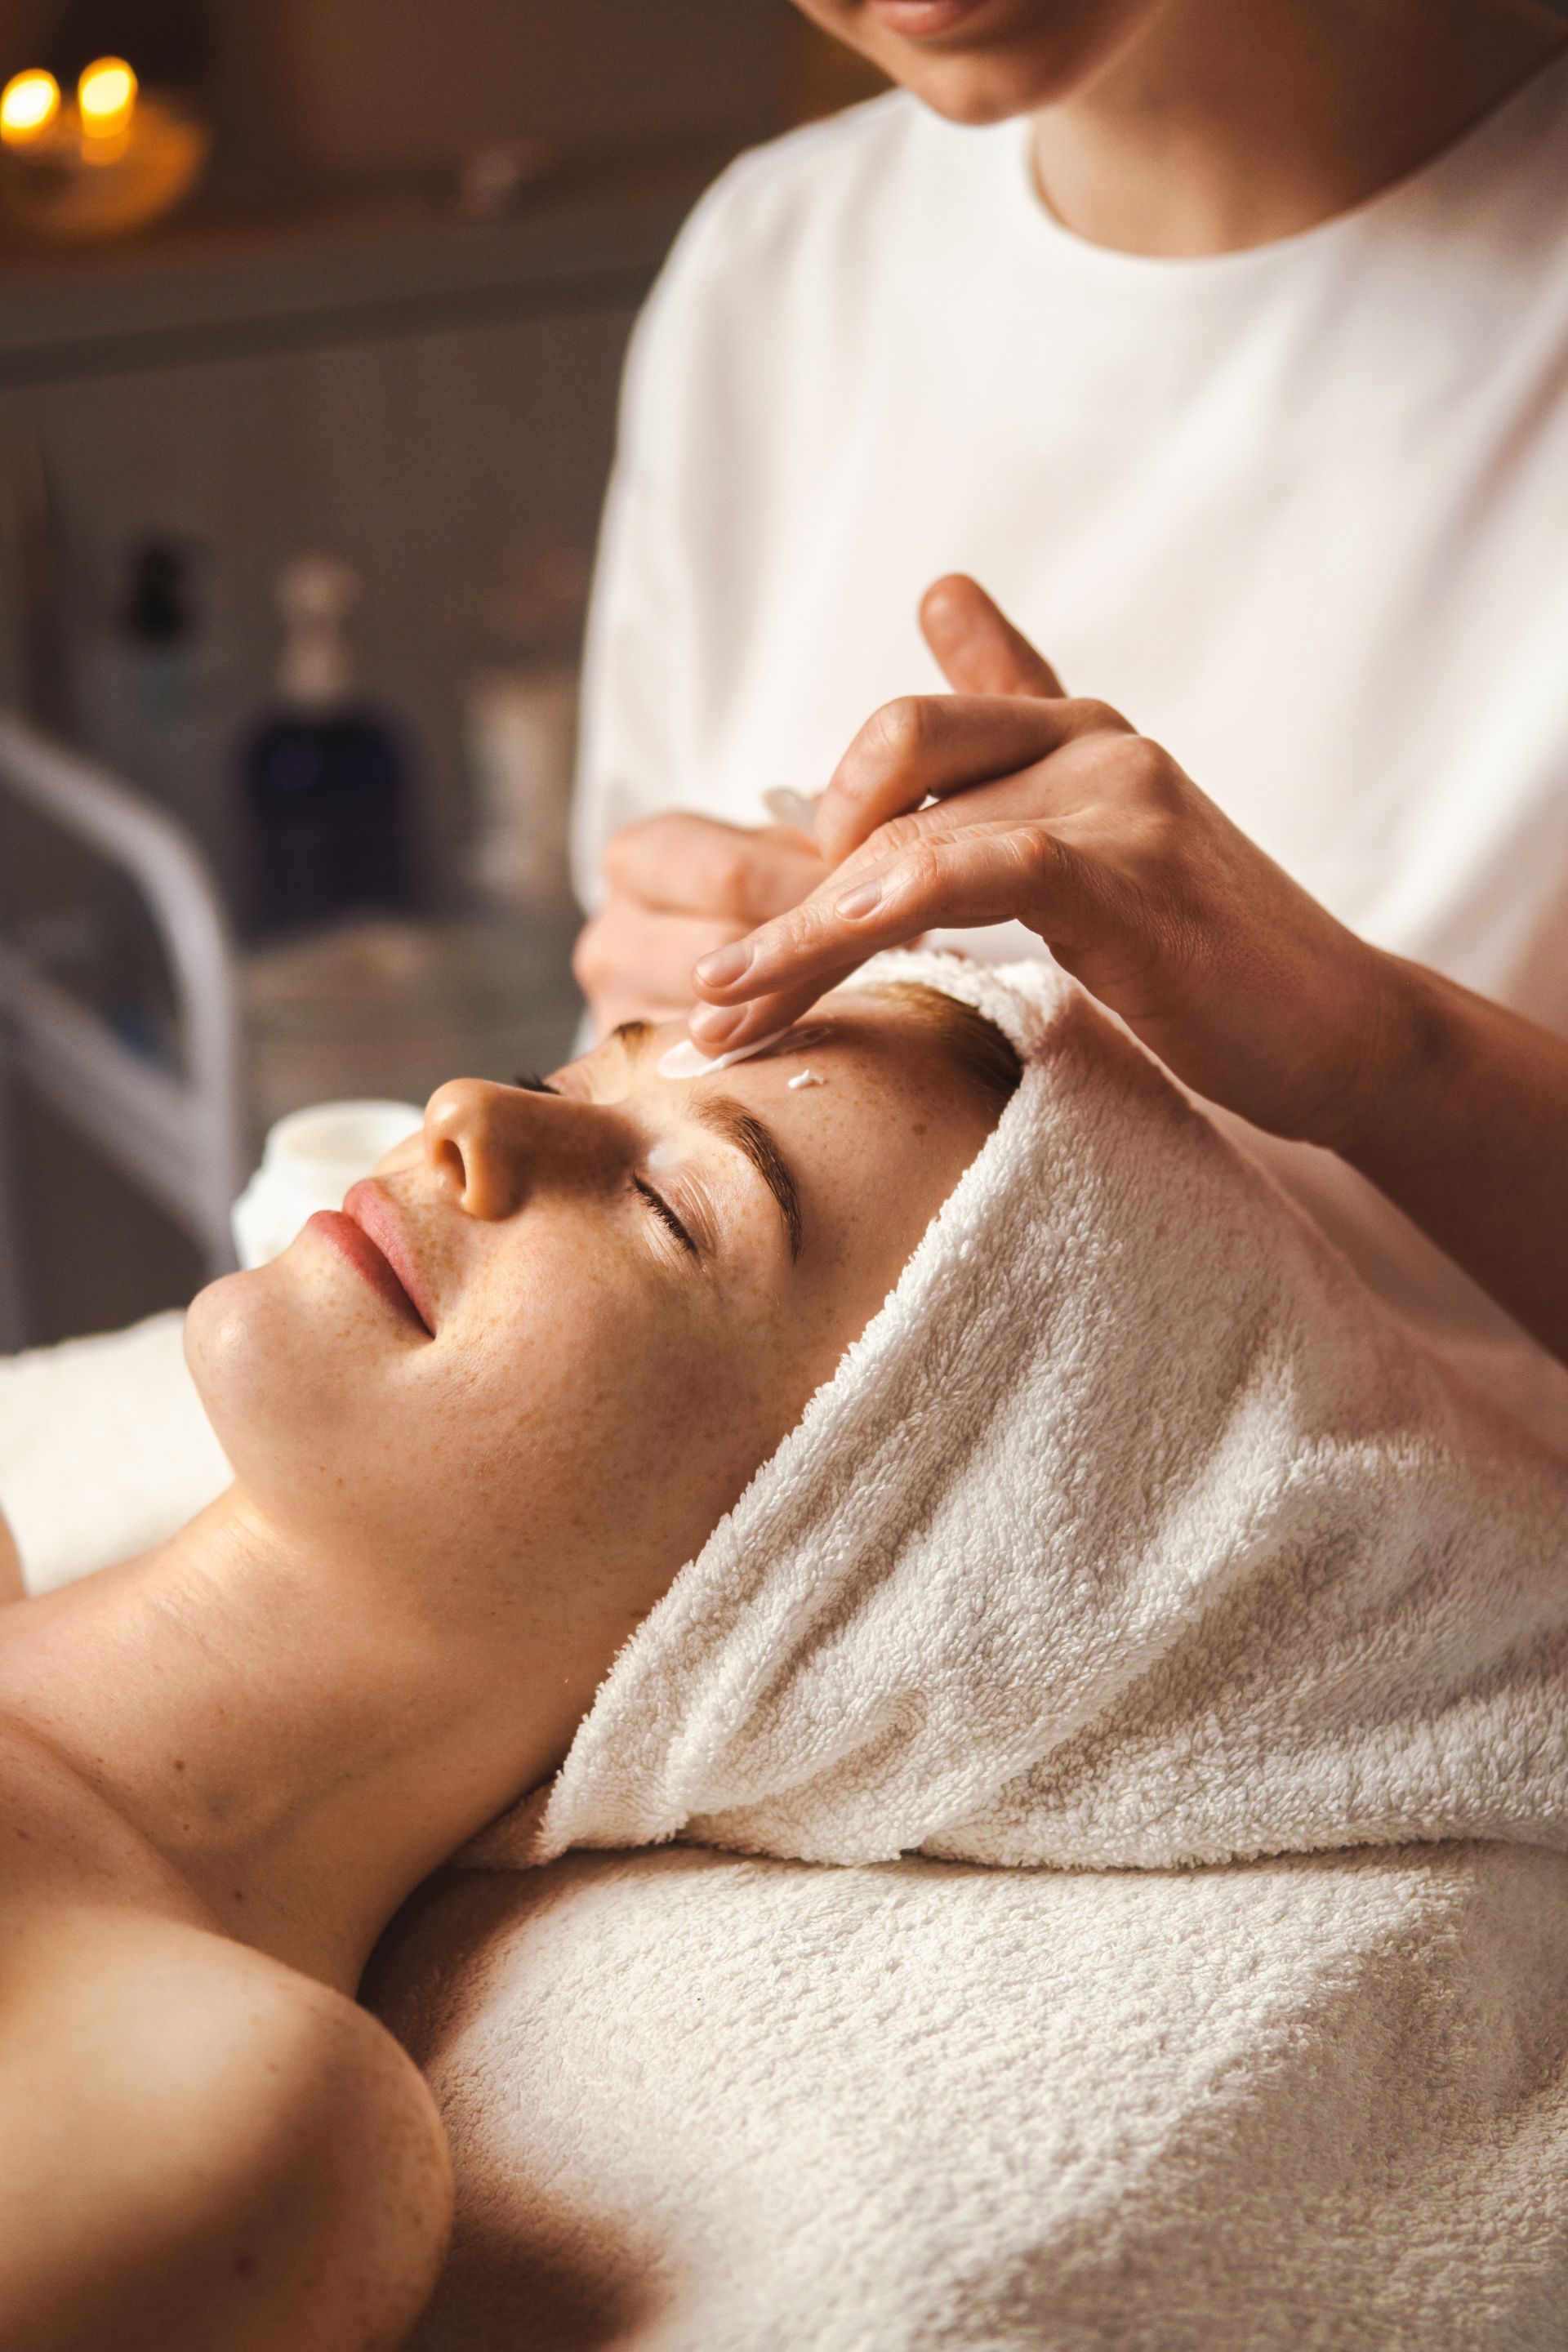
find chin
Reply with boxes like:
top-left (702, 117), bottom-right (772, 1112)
top-left (808, 0), bottom-right (1161, 121)
top-left (184, 1261), bottom-right (359, 1501)
top-left (183, 1267), bottom-right (257, 1402)
top-left (895, 56), bottom-right (1075, 122)
top-left (185, 1268), bottom-right (286, 1458)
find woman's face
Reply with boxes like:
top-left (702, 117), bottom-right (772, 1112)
top-left (791, 0), bottom-right (1174, 121)
top-left (187, 991), bottom-right (996, 1694)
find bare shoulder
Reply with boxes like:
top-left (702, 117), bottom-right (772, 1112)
top-left (0, 1912), bottom-right (452, 2351)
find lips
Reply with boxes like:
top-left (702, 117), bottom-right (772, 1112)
top-left (864, 0), bottom-right (995, 36)
top-left (310, 1183), bottom-right (435, 1335)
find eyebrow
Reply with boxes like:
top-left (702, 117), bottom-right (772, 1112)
top-left (690, 1094), bottom-right (804, 1259)
top-left (613, 1019), bottom-right (804, 1257)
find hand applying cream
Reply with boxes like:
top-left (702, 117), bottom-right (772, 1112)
top-left (657, 791), bottom-right (821, 1076)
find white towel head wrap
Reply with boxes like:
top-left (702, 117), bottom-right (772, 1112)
top-left (468, 951), bottom-right (1568, 1876)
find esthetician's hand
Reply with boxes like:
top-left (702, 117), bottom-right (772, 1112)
top-left (685, 576), bottom-right (1410, 1152)
top-left (574, 813), bottom-right (827, 1035)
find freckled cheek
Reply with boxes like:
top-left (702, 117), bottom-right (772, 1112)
top-left (434, 1272), bottom-right (784, 1552)
top-left (425, 1241), bottom-right (709, 1433)
top-left (464, 1281), bottom-right (751, 1450)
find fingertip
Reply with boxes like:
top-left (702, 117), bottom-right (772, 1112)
top-left (918, 580), bottom-right (987, 670)
top-left (919, 574), bottom-right (1065, 700)
top-left (687, 1002), bottom-right (747, 1049)
top-left (919, 573), bottom-right (1008, 693)
top-left (686, 991), bottom-right (813, 1056)
top-left (920, 572), bottom-right (982, 629)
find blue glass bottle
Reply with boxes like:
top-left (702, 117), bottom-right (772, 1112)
top-left (241, 558), bottom-right (416, 935)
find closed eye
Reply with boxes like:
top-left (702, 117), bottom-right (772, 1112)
top-left (512, 1071), bottom-right (695, 1256)
top-left (633, 1175), bottom-right (699, 1259)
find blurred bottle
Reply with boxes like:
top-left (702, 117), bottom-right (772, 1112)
top-left (116, 531), bottom-right (205, 724)
top-left (465, 546), bottom-right (588, 927)
top-left (239, 557), bottom-right (416, 936)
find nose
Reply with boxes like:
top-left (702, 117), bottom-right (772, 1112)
top-left (423, 1078), bottom-right (541, 1220)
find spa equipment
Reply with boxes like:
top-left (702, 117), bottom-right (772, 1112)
top-left (0, 714), bottom-right (244, 1353)
top-left (0, 711), bottom-right (580, 1347)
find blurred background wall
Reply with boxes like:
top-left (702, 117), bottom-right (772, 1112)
top-left (0, 1), bottom-right (883, 1344)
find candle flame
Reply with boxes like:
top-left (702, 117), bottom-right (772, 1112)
top-left (78, 56), bottom-right (137, 138)
top-left (0, 69), bottom-right (60, 145)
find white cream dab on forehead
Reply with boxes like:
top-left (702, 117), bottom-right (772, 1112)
top-left (658, 1027), bottom-right (791, 1081)
top-left (788, 1069), bottom-right (825, 1090)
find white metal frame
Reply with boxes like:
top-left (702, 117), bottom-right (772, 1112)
top-left (0, 714), bottom-right (243, 1351)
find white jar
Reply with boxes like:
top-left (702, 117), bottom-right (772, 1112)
top-left (231, 1098), bottom-right (422, 1271)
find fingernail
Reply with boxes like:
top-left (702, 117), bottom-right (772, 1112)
top-left (835, 881), bottom-right (884, 920)
top-left (689, 1004), bottom-right (744, 1045)
top-left (693, 942), bottom-right (751, 989)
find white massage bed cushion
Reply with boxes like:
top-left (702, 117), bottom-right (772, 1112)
top-left (0, 1313), bottom-right (229, 1595)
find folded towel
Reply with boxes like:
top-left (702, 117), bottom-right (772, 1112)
top-left (469, 950), bottom-right (1568, 1873)
top-left (0, 1312), bottom-right (229, 1593)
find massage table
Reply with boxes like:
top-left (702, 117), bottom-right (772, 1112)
top-left (7, 1301), bottom-right (1568, 2350)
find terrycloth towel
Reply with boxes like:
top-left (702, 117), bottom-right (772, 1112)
top-left (0, 1312), bottom-right (228, 1593)
top-left (469, 950), bottom-right (1568, 1874)
top-left (370, 1838), bottom-right (1568, 2352)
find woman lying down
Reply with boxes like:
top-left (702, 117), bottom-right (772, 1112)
top-left (5, 950), bottom-right (1568, 2351)
top-left (0, 962), bottom-right (1019, 2347)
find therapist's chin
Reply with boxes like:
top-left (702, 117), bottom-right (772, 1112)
top-left (822, 0), bottom-right (1160, 120)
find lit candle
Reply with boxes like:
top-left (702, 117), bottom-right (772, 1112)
top-left (78, 56), bottom-right (138, 141)
top-left (0, 68), bottom-right (61, 146)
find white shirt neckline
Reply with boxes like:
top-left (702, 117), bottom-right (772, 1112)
top-left (1005, 39), bottom-right (1568, 294)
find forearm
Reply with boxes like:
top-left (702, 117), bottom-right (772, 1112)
top-left (1342, 957), bottom-right (1568, 1367)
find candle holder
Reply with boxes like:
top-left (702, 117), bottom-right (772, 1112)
top-left (0, 60), bottom-right (211, 244)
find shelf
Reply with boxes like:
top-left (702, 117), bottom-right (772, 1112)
top-left (0, 147), bottom-right (715, 388)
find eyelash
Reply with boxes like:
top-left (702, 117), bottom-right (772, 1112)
top-left (633, 1175), bottom-right (699, 1259)
top-left (512, 1073), bottom-right (697, 1259)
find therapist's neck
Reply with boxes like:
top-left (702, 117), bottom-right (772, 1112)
top-left (1031, 0), bottom-right (1565, 256)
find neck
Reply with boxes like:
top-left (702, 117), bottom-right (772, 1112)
top-left (0, 1490), bottom-right (576, 1993)
top-left (1031, 0), bottom-right (1565, 256)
